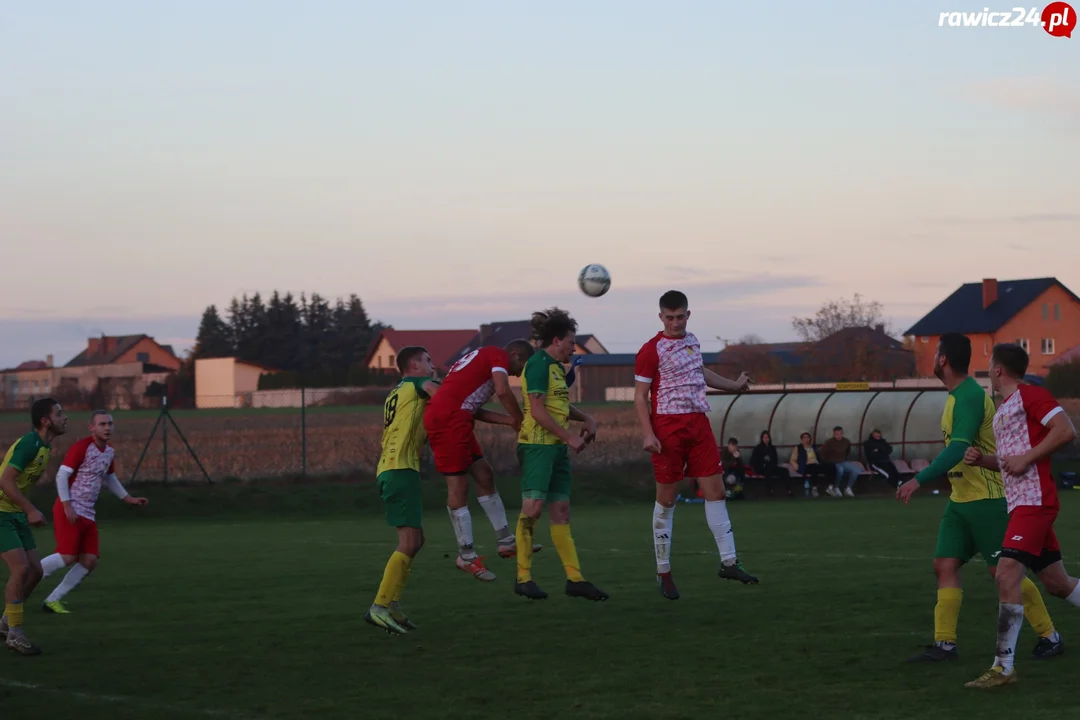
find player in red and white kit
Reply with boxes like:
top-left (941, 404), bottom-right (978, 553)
top-left (423, 339), bottom-right (540, 582)
top-left (962, 344), bottom-right (1079, 687)
top-left (634, 290), bottom-right (758, 599)
top-left (38, 411), bottom-right (147, 614)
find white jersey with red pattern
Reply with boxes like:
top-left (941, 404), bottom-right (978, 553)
top-left (993, 383), bottom-right (1064, 512)
top-left (61, 436), bottom-right (116, 522)
top-left (634, 331), bottom-right (710, 416)
top-left (428, 346), bottom-right (510, 414)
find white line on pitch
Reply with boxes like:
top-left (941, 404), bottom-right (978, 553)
top-left (0, 678), bottom-right (237, 718)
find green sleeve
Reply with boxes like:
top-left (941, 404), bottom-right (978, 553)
top-left (916, 381), bottom-right (983, 484)
top-left (522, 357), bottom-right (549, 396)
top-left (6, 436), bottom-right (38, 472)
top-left (915, 440), bottom-right (969, 485)
top-left (407, 377), bottom-right (432, 400)
top-left (948, 382), bottom-right (985, 445)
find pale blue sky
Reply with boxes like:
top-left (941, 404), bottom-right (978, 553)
top-left (1, 1), bottom-right (1077, 367)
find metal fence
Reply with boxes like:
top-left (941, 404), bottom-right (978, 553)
top-left (0, 388), bottom-right (1075, 485)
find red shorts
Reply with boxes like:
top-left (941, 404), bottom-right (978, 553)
top-left (51, 500), bottom-right (100, 557)
top-left (1001, 505), bottom-right (1061, 571)
top-left (650, 413), bottom-right (721, 485)
top-left (423, 409), bottom-right (483, 475)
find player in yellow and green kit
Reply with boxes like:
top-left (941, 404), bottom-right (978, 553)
top-left (513, 307), bottom-right (608, 602)
top-left (365, 346), bottom-right (441, 635)
top-left (897, 333), bottom-right (1063, 662)
top-left (0, 398), bottom-right (68, 655)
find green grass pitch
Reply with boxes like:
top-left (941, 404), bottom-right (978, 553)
top-left (1, 476), bottom-right (1079, 719)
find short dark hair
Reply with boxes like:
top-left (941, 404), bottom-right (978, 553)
top-left (937, 332), bottom-right (971, 374)
top-left (992, 343), bottom-right (1029, 379)
top-left (727, 437), bottom-right (738, 445)
top-left (530, 308), bottom-right (577, 348)
top-left (504, 338), bottom-right (535, 359)
top-left (91, 409), bottom-right (111, 422)
top-left (396, 346), bottom-right (428, 375)
top-left (833, 426), bottom-right (843, 432)
top-left (659, 290), bottom-right (688, 311)
top-left (800, 432), bottom-right (812, 440)
top-left (31, 398), bottom-right (59, 429)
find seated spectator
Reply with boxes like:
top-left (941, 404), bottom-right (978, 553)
top-left (789, 432), bottom-right (827, 497)
top-left (864, 429), bottom-right (902, 486)
top-left (750, 430), bottom-right (789, 496)
top-left (819, 425), bottom-right (862, 498)
top-left (720, 437), bottom-right (746, 500)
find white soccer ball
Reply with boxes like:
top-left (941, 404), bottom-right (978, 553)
top-left (578, 264), bottom-right (611, 297)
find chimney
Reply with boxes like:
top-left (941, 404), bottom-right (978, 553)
top-left (101, 335), bottom-right (116, 357)
top-left (45, 354), bottom-right (53, 368)
top-left (87, 337), bottom-right (101, 356)
top-left (982, 278), bottom-right (998, 309)
top-left (874, 323), bottom-right (884, 334)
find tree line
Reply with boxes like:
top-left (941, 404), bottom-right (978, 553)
top-left (189, 291), bottom-right (387, 389)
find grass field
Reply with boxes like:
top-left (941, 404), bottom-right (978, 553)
top-left (2, 471), bottom-right (1080, 719)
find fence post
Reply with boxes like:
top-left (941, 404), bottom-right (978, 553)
top-left (301, 386), bottom-right (307, 480)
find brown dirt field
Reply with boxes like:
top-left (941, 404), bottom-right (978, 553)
top-left (1, 402), bottom-right (1076, 484)
top-left (0, 406), bottom-right (647, 483)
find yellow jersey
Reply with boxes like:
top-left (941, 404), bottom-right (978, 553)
top-left (376, 377), bottom-right (432, 475)
top-left (942, 376), bottom-right (1004, 503)
top-left (0, 432), bottom-right (51, 513)
top-left (518, 350), bottom-right (570, 446)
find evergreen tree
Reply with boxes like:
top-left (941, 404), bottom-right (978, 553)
top-left (203, 289), bottom-right (385, 387)
top-left (192, 305), bottom-right (234, 358)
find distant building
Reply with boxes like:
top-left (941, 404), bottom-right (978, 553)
top-left (195, 357), bottom-right (275, 409)
top-left (0, 334), bottom-right (183, 411)
top-left (364, 329), bottom-right (481, 376)
top-left (0, 356), bottom-right (55, 411)
top-left (905, 277), bottom-right (1080, 377)
top-left (65, 334), bottom-right (182, 371)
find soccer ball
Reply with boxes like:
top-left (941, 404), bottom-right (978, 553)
top-left (578, 264), bottom-right (611, 297)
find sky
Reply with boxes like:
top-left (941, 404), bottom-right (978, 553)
top-left (1, 0), bottom-right (1078, 367)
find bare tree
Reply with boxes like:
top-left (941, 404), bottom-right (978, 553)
top-left (717, 333), bottom-right (767, 347)
top-left (792, 293), bottom-right (890, 342)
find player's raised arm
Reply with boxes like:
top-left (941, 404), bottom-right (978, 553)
top-left (702, 368), bottom-right (752, 393)
top-left (421, 380), bottom-right (440, 399)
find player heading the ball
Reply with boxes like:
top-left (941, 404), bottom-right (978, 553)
top-left (634, 290), bottom-right (758, 601)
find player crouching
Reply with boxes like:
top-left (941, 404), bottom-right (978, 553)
top-left (39, 411), bottom-right (148, 615)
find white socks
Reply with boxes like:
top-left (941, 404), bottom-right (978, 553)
top-left (477, 493), bottom-right (513, 542)
top-left (993, 602), bottom-right (1024, 673)
top-left (46, 564), bottom-right (90, 603)
top-left (705, 499), bottom-right (737, 566)
top-left (448, 506), bottom-right (475, 558)
top-left (653, 502), bottom-right (675, 573)
top-left (1065, 581), bottom-right (1080, 607)
top-left (40, 553), bottom-right (66, 577)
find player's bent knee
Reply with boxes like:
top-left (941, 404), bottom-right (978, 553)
top-left (932, 558), bottom-right (962, 584)
top-left (61, 554), bottom-right (78, 567)
top-left (548, 501), bottom-right (570, 524)
top-left (80, 555), bottom-right (99, 571)
top-left (521, 499), bottom-right (545, 519)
